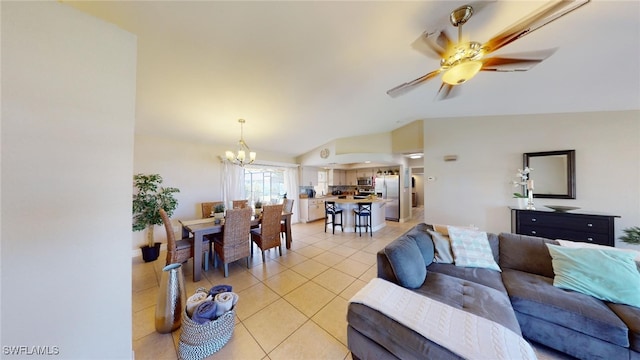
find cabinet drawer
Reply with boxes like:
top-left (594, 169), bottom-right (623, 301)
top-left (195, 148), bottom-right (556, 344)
top-left (518, 212), bottom-right (611, 234)
top-left (519, 226), bottom-right (610, 246)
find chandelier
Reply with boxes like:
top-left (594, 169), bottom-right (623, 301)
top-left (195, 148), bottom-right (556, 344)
top-left (225, 119), bottom-right (256, 167)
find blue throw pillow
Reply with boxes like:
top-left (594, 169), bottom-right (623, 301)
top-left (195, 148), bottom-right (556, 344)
top-left (384, 236), bottom-right (427, 289)
top-left (546, 244), bottom-right (640, 308)
top-left (405, 227), bottom-right (435, 266)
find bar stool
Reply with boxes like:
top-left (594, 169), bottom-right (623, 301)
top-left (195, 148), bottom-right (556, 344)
top-left (325, 201), bottom-right (343, 234)
top-left (353, 202), bottom-right (372, 237)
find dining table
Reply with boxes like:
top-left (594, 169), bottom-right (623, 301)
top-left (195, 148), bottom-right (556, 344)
top-left (179, 212), bottom-right (293, 282)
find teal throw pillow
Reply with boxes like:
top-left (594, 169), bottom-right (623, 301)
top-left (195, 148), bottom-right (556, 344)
top-left (384, 236), bottom-right (427, 289)
top-left (448, 226), bottom-right (501, 272)
top-left (546, 244), bottom-right (640, 308)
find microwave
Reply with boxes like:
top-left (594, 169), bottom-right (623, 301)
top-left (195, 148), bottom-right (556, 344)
top-left (357, 177), bottom-right (372, 186)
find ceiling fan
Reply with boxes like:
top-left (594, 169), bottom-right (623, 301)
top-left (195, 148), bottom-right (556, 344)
top-left (387, 0), bottom-right (591, 99)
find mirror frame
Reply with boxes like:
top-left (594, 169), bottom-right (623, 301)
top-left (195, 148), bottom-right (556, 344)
top-left (523, 150), bottom-right (576, 199)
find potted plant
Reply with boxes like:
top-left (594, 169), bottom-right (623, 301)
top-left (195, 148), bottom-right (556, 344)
top-left (511, 167), bottom-right (532, 209)
top-left (132, 173), bottom-right (180, 262)
top-left (254, 200), bottom-right (263, 216)
top-left (213, 203), bottom-right (225, 220)
top-left (620, 226), bottom-right (640, 245)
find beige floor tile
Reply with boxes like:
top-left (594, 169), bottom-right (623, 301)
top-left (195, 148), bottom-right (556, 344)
top-left (312, 268), bottom-right (356, 294)
top-left (327, 245), bottom-right (359, 258)
top-left (358, 265), bottom-right (377, 282)
top-left (248, 259), bottom-right (288, 281)
top-left (133, 286), bottom-right (159, 313)
top-left (312, 296), bottom-right (350, 346)
top-left (289, 259), bottom-right (329, 279)
top-left (310, 239), bottom-right (340, 251)
top-left (133, 306), bottom-right (157, 341)
top-left (313, 251), bottom-right (346, 267)
top-left (293, 244), bottom-right (326, 259)
top-left (269, 321), bottom-right (349, 360)
top-left (133, 331), bottom-right (177, 360)
top-left (207, 268), bottom-right (261, 293)
top-left (283, 281), bottom-right (336, 317)
top-left (235, 283), bottom-right (281, 321)
top-left (243, 298), bottom-right (307, 353)
top-left (348, 250), bottom-right (377, 266)
top-left (202, 323), bottom-right (266, 360)
top-left (339, 279), bottom-right (368, 301)
top-left (133, 268), bottom-right (159, 292)
top-left (263, 269), bottom-right (307, 296)
top-left (333, 258), bottom-right (370, 278)
top-left (273, 251), bottom-right (308, 268)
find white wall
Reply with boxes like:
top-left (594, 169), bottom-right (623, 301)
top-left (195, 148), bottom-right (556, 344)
top-left (2, 2), bottom-right (136, 358)
top-left (423, 110), bottom-right (640, 248)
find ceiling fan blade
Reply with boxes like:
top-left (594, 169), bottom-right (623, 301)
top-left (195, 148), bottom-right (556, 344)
top-left (436, 83), bottom-right (461, 100)
top-left (483, 0), bottom-right (590, 55)
top-left (386, 69), bottom-right (442, 98)
top-left (411, 30), bottom-right (448, 59)
top-left (481, 49), bottom-right (557, 71)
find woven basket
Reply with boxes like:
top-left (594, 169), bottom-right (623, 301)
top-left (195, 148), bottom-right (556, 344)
top-left (178, 308), bottom-right (235, 360)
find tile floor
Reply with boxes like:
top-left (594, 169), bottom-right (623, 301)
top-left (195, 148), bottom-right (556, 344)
top-left (132, 207), bottom-right (571, 360)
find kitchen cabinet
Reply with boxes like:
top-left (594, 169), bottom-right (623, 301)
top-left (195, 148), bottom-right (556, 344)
top-left (356, 169), bottom-right (374, 179)
top-left (299, 198), bottom-right (329, 222)
top-left (345, 170), bottom-right (357, 186)
top-left (511, 209), bottom-right (619, 247)
top-left (300, 166), bottom-right (319, 186)
top-left (328, 169), bottom-right (346, 186)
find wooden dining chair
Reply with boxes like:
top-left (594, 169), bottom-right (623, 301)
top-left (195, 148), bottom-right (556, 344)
top-left (251, 203), bottom-right (284, 262)
top-left (232, 199), bottom-right (249, 209)
top-left (160, 208), bottom-right (210, 270)
top-left (212, 207), bottom-right (252, 277)
top-left (201, 201), bottom-right (223, 219)
top-left (280, 198), bottom-right (294, 239)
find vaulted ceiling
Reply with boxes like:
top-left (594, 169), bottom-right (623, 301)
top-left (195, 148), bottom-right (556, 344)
top-left (66, 1), bottom-right (640, 158)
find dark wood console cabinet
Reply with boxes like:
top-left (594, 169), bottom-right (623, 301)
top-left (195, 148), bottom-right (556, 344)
top-left (511, 209), bottom-right (620, 247)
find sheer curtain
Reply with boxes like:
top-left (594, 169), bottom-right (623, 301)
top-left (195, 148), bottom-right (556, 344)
top-left (221, 160), bottom-right (245, 210)
top-left (284, 167), bottom-right (300, 224)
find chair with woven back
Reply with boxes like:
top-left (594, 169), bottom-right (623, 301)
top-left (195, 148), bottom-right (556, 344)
top-left (201, 201), bottom-right (223, 219)
top-left (232, 200), bottom-right (249, 209)
top-left (280, 198), bottom-right (294, 239)
top-left (211, 207), bottom-right (252, 277)
top-left (160, 208), bottom-right (211, 270)
top-left (251, 203), bottom-right (284, 262)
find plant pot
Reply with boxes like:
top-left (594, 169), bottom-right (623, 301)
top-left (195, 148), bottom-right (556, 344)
top-left (141, 242), bottom-right (161, 262)
top-left (515, 198), bottom-right (528, 209)
top-left (255, 208), bottom-right (262, 217)
top-left (214, 212), bottom-right (224, 220)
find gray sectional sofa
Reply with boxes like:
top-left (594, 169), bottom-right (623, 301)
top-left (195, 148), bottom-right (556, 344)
top-left (346, 223), bottom-right (640, 360)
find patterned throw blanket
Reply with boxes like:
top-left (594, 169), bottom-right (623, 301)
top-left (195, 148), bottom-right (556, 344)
top-left (350, 278), bottom-right (537, 360)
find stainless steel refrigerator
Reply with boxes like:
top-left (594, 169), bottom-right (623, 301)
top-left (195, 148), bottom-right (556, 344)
top-left (375, 174), bottom-right (400, 221)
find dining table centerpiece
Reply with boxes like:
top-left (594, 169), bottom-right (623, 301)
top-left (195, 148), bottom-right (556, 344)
top-left (132, 173), bottom-right (180, 262)
top-left (254, 200), bottom-right (263, 217)
top-left (213, 203), bottom-right (225, 220)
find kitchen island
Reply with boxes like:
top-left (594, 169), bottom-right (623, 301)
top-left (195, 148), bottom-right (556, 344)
top-left (331, 197), bottom-right (386, 233)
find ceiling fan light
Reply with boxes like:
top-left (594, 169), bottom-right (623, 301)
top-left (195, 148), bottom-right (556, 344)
top-left (442, 60), bottom-right (482, 85)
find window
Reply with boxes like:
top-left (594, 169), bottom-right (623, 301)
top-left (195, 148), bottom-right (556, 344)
top-left (244, 167), bottom-right (286, 207)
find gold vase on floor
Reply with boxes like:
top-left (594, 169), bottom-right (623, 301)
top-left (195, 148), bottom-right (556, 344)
top-left (155, 263), bottom-right (186, 333)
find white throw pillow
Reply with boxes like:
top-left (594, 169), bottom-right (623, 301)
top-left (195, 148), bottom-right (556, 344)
top-left (448, 226), bottom-right (501, 272)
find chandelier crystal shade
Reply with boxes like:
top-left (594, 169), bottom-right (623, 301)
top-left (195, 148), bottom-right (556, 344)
top-left (225, 119), bottom-right (256, 167)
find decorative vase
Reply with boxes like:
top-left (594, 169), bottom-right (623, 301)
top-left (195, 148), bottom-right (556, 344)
top-left (155, 263), bottom-right (186, 333)
top-left (516, 198), bottom-right (528, 209)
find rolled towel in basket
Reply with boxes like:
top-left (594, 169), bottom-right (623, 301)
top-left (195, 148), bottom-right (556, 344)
top-left (186, 292), bottom-right (212, 317)
top-left (191, 300), bottom-right (217, 324)
top-left (208, 284), bottom-right (232, 297)
top-left (214, 292), bottom-right (238, 317)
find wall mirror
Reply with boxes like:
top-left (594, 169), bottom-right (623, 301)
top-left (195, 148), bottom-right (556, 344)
top-left (524, 150), bottom-right (576, 199)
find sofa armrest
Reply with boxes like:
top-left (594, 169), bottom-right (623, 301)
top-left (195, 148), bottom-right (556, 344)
top-left (377, 250), bottom-right (399, 284)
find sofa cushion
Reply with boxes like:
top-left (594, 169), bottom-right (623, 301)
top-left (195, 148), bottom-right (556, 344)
top-left (384, 236), bottom-right (426, 289)
top-left (607, 303), bottom-right (640, 352)
top-left (414, 272), bottom-right (521, 335)
top-left (502, 268), bottom-right (629, 347)
top-left (427, 263), bottom-right (508, 294)
top-left (448, 227), bottom-right (501, 272)
top-left (499, 233), bottom-right (558, 278)
top-left (547, 244), bottom-right (640, 308)
top-left (404, 224), bottom-right (436, 266)
top-left (427, 230), bottom-right (454, 263)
